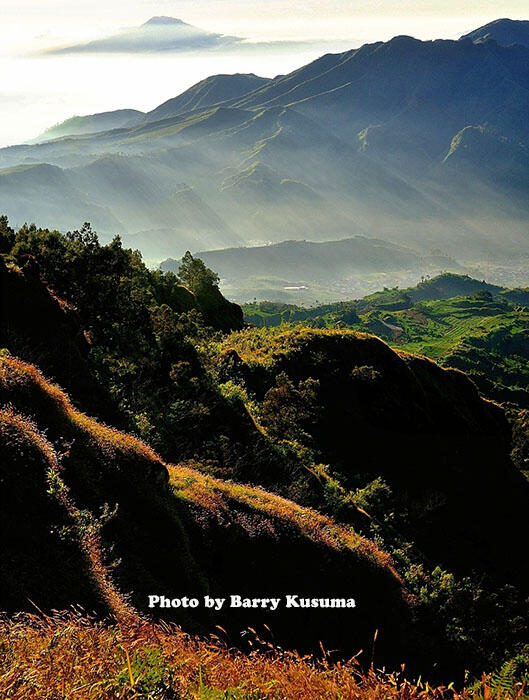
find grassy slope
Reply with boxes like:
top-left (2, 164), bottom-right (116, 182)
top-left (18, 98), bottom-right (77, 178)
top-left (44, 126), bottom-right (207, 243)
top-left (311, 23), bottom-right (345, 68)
top-left (219, 327), bottom-right (529, 596)
top-left (0, 346), bottom-right (527, 696)
top-left (0, 353), bottom-right (409, 663)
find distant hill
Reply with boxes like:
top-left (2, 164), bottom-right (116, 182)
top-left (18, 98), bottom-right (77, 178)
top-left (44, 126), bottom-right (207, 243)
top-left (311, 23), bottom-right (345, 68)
top-left (46, 16), bottom-right (241, 54)
top-left (163, 237), bottom-right (432, 279)
top-left (387, 272), bottom-right (503, 306)
top-left (461, 18), bottom-right (529, 48)
top-left (30, 109), bottom-right (144, 143)
top-left (242, 272), bottom-right (529, 406)
top-left (161, 237), bottom-right (463, 305)
top-left (0, 163), bottom-right (123, 233)
top-left (243, 273), bottom-right (503, 324)
top-left (143, 74), bottom-right (269, 123)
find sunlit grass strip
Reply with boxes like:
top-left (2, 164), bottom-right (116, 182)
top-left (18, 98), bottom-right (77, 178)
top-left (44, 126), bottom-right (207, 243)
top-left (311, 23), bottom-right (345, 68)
top-left (0, 403), bottom-right (133, 622)
top-left (168, 462), bottom-right (399, 579)
top-left (223, 327), bottom-right (383, 366)
top-left (0, 355), bottom-right (163, 463)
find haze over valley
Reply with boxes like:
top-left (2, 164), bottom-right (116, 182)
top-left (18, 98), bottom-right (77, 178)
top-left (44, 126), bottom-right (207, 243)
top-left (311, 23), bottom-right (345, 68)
top-left (1, 15), bottom-right (529, 302)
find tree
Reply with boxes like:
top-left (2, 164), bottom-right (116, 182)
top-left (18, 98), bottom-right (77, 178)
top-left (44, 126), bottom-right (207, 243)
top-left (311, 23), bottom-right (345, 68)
top-left (0, 215), bottom-right (15, 255)
top-left (178, 252), bottom-right (219, 296)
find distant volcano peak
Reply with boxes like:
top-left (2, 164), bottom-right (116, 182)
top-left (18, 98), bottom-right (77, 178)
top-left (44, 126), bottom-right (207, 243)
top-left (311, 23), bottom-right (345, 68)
top-left (143, 17), bottom-right (188, 27)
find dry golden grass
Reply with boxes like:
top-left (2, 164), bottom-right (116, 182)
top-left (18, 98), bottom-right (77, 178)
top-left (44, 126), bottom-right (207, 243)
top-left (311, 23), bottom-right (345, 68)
top-left (0, 354), bottom-right (395, 574)
top-left (0, 403), bottom-right (133, 622)
top-left (0, 355), bottom-right (163, 463)
top-left (0, 405), bottom-right (58, 466)
top-left (0, 612), bottom-right (525, 699)
top-left (169, 461), bottom-right (398, 577)
top-left (1, 353), bottom-right (523, 698)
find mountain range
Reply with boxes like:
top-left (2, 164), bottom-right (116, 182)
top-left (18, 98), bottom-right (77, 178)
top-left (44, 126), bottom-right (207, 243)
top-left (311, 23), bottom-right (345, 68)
top-left (2, 18), bottom-right (529, 263)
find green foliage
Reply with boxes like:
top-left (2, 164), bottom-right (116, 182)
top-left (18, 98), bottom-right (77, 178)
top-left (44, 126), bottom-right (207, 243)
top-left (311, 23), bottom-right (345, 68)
top-left (0, 219), bottom-right (246, 466)
top-left (243, 274), bottom-right (529, 409)
top-left (3, 220), bottom-right (529, 686)
top-left (260, 372), bottom-right (320, 443)
top-left (178, 251), bottom-right (220, 295)
top-left (0, 215), bottom-right (14, 254)
top-left (116, 648), bottom-right (176, 696)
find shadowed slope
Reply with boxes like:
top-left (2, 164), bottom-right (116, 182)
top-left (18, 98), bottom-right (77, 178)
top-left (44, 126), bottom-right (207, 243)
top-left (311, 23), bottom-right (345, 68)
top-left (221, 328), bottom-right (529, 588)
top-left (0, 354), bottom-right (410, 663)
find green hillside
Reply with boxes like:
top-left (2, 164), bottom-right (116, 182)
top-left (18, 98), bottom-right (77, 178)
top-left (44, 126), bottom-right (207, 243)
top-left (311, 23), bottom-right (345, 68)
top-left (243, 273), bottom-right (529, 406)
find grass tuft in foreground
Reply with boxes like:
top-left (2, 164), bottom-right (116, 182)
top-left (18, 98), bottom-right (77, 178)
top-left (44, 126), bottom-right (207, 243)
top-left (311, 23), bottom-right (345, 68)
top-left (0, 612), bottom-right (527, 699)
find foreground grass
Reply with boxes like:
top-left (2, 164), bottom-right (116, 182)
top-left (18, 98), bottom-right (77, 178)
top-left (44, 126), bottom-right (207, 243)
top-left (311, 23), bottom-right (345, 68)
top-left (0, 613), bottom-right (527, 699)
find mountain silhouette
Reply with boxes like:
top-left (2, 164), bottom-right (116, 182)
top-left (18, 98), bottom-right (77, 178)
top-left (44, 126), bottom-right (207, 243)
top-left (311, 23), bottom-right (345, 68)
top-left (4, 21), bottom-right (528, 260)
top-left (461, 18), bottom-right (529, 48)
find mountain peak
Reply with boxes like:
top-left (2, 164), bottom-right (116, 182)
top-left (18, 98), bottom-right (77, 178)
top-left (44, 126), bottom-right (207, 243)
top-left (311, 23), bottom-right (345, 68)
top-left (143, 17), bottom-right (188, 27)
top-left (461, 17), bottom-right (529, 48)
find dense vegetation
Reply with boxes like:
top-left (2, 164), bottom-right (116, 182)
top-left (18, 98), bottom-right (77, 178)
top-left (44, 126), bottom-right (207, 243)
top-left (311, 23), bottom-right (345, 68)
top-left (2, 220), bottom-right (529, 694)
top-left (243, 273), bottom-right (529, 407)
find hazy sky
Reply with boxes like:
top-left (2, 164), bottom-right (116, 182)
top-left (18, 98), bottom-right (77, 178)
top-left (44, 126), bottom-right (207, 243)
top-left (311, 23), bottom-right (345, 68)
top-left (1, 0), bottom-right (528, 146)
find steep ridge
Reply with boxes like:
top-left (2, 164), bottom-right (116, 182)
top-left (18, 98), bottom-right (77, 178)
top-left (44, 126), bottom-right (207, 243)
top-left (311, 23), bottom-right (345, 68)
top-left (0, 354), bottom-right (410, 664)
top-left (232, 37), bottom-right (529, 142)
top-left (143, 73), bottom-right (269, 124)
